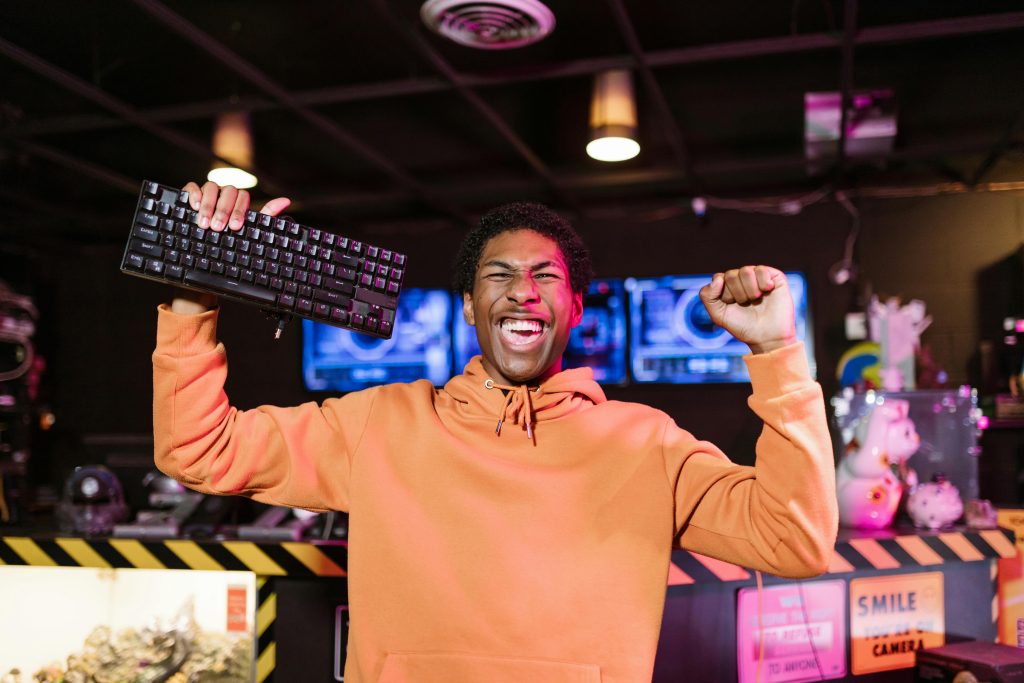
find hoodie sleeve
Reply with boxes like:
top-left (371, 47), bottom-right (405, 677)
top-left (152, 304), bottom-right (375, 512)
top-left (663, 342), bottom-right (838, 578)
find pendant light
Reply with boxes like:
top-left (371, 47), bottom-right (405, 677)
top-left (586, 69), bottom-right (640, 162)
top-left (207, 112), bottom-right (258, 189)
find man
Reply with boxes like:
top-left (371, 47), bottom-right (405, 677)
top-left (155, 181), bottom-right (837, 683)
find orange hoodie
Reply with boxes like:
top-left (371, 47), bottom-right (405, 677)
top-left (153, 304), bottom-right (837, 683)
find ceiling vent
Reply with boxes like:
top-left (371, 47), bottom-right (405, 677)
top-left (420, 0), bottom-right (555, 49)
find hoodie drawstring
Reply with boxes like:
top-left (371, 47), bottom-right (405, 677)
top-left (484, 379), bottom-right (538, 439)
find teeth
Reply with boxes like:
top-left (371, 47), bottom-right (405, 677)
top-left (501, 319), bottom-right (544, 333)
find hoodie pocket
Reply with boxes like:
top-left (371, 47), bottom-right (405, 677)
top-left (378, 651), bottom-right (601, 683)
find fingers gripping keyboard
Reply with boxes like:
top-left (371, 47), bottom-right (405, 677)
top-left (121, 180), bottom-right (406, 339)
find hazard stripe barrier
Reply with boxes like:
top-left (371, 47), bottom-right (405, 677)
top-left (666, 528), bottom-right (1016, 584)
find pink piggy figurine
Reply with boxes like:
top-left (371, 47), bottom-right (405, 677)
top-left (906, 474), bottom-right (963, 530)
top-left (837, 398), bottom-right (920, 529)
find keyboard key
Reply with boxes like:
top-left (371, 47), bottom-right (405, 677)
top-left (173, 207), bottom-right (186, 220)
top-left (166, 264), bottom-right (185, 280)
top-left (277, 294), bottom-right (296, 310)
top-left (313, 289), bottom-right (351, 308)
top-left (335, 267), bottom-right (357, 282)
top-left (184, 270), bottom-right (276, 305)
top-left (197, 257), bottom-right (211, 271)
top-left (387, 281), bottom-right (400, 296)
top-left (191, 226), bottom-right (206, 241)
top-left (182, 254), bottom-right (195, 269)
top-left (377, 265), bottom-right (390, 278)
top-left (379, 319), bottom-right (393, 337)
top-left (363, 260), bottom-right (376, 273)
top-left (125, 253), bottom-right (145, 270)
top-left (157, 202), bottom-right (171, 216)
top-left (323, 233), bottom-right (336, 247)
top-left (288, 223), bottom-right (302, 237)
top-left (309, 229), bottom-right (321, 243)
top-left (366, 245), bottom-right (379, 259)
top-left (299, 285), bottom-right (313, 298)
top-left (392, 253), bottom-right (406, 267)
top-left (259, 213), bottom-right (272, 227)
top-left (335, 236), bottom-right (347, 249)
top-left (324, 277), bottom-right (355, 295)
top-left (296, 298), bottom-right (313, 314)
top-left (137, 212), bottom-right (159, 227)
top-left (165, 249), bottom-right (181, 265)
top-left (391, 268), bottom-right (404, 281)
top-left (160, 218), bottom-right (175, 232)
top-left (313, 303), bottom-right (330, 318)
top-left (351, 313), bottom-right (365, 327)
top-left (333, 252), bottom-right (360, 268)
top-left (284, 281), bottom-right (298, 295)
top-left (131, 239), bottom-right (163, 259)
top-left (177, 190), bottom-right (190, 205)
top-left (133, 225), bottom-right (159, 242)
top-left (270, 277), bottom-right (284, 291)
top-left (141, 198), bottom-right (156, 212)
top-left (256, 274), bottom-right (269, 287)
top-left (145, 259), bottom-right (164, 276)
top-left (211, 262), bottom-right (225, 275)
top-left (374, 277), bottom-right (387, 290)
top-left (331, 308), bottom-right (350, 324)
top-left (144, 181), bottom-right (159, 195)
top-left (309, 274), bottom-right (322, 287)
top-left (296, 271), bottom-right (309, 284)
top-left (227, 265), bottom-right (240, 279)
top-left (239, 255), bottom-right (251, 268)
top-left (355, 287), bottom-right (398, 310)
top-left (350, 241), bottom-right (363, 255)
top-left (207, 231), bottom-right (221, 245)
top-left (241, 269), bottom-right (256, 283)
top-left (365, 317), bottom-right (380, 333)
top-left (359, 273), bottom-right (373, 287)
top-left (209, 247), bottom-right (221, 260)
top-left (380, 250), bottom-right (392, 263)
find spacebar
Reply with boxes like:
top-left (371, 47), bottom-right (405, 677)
top-left (184, 270), bottom-right (277, 305)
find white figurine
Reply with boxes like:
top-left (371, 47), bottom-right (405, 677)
top-left (837, 398), bottom-right (920, 529)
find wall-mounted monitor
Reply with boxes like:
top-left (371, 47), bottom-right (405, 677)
top-left (626, 272), bottom-right (815, 384)
top-left (452, 278), bottom-right (628, 385)
top-left (303, 288), bottom-right (453, 392)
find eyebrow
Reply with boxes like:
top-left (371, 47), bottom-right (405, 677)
top-left (480, 259), bottom-right (564, 271)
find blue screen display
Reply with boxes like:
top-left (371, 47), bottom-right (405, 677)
top-left (626, 272), bottom-right (815, 383)
top-left (452, 278), bottom-right (627, 384)
top-left (302, 288), bottom-right (453, 392)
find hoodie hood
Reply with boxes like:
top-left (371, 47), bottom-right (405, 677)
top-left (443, 356), bottom-right (606, 439)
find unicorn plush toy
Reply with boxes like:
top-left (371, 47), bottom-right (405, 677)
top-left (837, 398), bottom-right (920, 529)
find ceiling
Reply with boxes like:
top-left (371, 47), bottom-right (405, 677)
top-left (2, 0), bottom-right (1023, 246)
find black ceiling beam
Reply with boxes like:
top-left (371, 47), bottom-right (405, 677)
top-left (298, 136), bottom-right (1008, 212)
top-left (128, 0), bottom-right (471, 227)
top-left (0, 36), bottom-right (290, 196)
top-left (6, 139), bottom-right (139, 194)
top-left (605, 0), bottom-right (697, 189)
top-left (368, 0), bottom-right (579, 211)
top-left (16, 11), bottom-right (1022, 140)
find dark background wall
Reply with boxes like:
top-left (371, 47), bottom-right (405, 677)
top-left (3, 190), bottom-right (1022, 486)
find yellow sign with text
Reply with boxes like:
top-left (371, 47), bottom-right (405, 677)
top-left (997, 508), bottom-right (1024, 647)
top-left (850, 572), bottom-right (944, 675)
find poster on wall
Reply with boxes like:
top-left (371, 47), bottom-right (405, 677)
top-left (736, 579), bottom-right (847, 682)
top-left (849, 572), bottom-right (945, 675)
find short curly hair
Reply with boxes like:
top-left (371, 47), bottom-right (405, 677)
top-left (453, 202), bottom-right (593, 295)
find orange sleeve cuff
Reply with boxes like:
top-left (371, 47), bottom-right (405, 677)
top-left (744, 341), bottom-right (814, 397)
top-left (155, 303), bottom-right (220, 357)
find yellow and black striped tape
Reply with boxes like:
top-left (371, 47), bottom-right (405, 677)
top-left (0, 536), bottom-right (347, 576)
top-left (256, 577), bottom-right (276, 683)
top-left (668, 528), bottom-right (1017, 585)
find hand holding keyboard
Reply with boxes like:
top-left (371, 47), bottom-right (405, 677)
top-left (121, 180), bottom-right (406, 339)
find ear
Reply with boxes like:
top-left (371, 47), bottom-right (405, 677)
top-left (462, 292), bottom-right (475, 326)
top-left (570, 291), bottom-right (584, 328)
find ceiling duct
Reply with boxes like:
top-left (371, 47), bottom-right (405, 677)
top-left (420, 0), bottom-right (555, 49)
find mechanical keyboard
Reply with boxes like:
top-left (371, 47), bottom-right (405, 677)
top-left (120, 180), bottom-right (406, 339)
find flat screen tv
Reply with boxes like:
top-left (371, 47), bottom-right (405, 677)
top-left (625, 272), bottom-right (815, 384)
top-left (303, 288), bottom-right (453, 392)
top-left (451, 278), bottom-right (628, 385)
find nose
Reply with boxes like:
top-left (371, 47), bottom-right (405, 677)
top-left (506, 272), bottom-right (540, 304)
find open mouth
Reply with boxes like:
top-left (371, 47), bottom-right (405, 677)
top-left (498, 318), bottom-right (548, 346)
